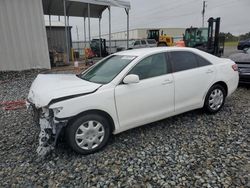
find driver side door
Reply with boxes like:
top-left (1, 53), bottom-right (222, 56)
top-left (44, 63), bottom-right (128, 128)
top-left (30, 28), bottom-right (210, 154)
top-left (114, 52), bottom-right (174, 130)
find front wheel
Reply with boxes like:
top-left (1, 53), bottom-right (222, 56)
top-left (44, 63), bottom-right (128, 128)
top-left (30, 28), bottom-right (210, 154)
top-left (66, 114), bottom-right (111, 154)
top-left (203, 85), bottom-right (226, 114)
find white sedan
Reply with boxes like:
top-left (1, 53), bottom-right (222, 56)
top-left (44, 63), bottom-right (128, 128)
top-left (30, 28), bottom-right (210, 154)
top-left (27, 47), bottom-right (239, 156)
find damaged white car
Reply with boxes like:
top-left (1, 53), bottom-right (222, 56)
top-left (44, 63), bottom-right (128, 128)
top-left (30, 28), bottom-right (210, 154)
top-left (27, 47), bottom-right (239, 156)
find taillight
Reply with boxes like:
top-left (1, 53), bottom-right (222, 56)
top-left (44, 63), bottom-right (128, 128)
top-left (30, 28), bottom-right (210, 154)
top-left (232, 64), bottom-right (238, 71)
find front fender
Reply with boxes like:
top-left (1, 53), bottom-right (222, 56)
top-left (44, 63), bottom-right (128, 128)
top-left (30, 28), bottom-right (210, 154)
top-left (49, 90), bottom-right (120, 132)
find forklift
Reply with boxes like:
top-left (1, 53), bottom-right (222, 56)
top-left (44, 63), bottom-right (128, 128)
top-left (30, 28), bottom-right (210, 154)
top-left (90, 38), bottom-right (108, 57)
top-left (183, 17), bottom-right (225, 57)
top-left (147, 29), bottom-right (174, 46)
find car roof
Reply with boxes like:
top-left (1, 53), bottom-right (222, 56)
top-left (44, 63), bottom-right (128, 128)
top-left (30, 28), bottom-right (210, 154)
top-left (115, 47), bottom-right (200, 57)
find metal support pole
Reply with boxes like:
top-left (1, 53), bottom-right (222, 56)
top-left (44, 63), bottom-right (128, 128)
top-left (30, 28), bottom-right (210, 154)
top-left (202, 1), bottom-right (207, 27)
top-left (67, 16), bottom-right (70, 63)
top-left (84, 17), bottom-right (86, 48)
top-left (76, 26), bottom-right (79, 54)
top-left (108, 6), bottom-right (111, 54)
top-left (99, 17), bottom-right (102, 57)
top-left (125, 8), bottom-right (129, 49)
top-left (63, 0), bottom-right (69, 64)
top-left (88, 3), bottom-right (91, 47)
top-left (49, 15), bottom-right (52, 49)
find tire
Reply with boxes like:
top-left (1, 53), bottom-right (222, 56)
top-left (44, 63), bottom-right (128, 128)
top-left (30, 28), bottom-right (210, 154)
top-left (66, 114), bottom-right (111, 154)
top-left (203, 84), bottom-right (226, 114)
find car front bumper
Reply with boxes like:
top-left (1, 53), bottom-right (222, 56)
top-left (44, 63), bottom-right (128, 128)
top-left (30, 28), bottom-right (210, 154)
top-left (27, 101), bottom-right (68, 156)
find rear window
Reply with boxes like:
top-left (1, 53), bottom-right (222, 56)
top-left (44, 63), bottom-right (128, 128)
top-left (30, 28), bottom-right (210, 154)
top-left (195, 55), bottom-right (211, 67)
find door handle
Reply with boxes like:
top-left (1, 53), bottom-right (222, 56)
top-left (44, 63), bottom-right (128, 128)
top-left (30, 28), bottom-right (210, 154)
top-left (162, 79), bottom-right (173, 85)
top-left (206, 69), bottom-right (214, 74)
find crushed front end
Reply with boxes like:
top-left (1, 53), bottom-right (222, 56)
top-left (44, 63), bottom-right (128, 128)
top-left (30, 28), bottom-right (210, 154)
top-left (27, 102), bottom-right (67, 157)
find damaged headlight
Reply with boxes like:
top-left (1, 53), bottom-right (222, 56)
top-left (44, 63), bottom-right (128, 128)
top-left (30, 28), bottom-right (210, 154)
top-left (50, 107), bottom-right (63, 115)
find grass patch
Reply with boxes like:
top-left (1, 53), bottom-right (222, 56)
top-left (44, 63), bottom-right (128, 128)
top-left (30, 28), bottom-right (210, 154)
top-left (224, 41), bottom-right (238, 47)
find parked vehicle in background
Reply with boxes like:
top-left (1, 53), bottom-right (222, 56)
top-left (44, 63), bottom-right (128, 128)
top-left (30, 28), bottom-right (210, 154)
top-left (237, 39), bottom-right (250, 50)
top-left (27, 47), bottom-right (239, 156)
top-left (128, 39), bottom-right (157, 49)
top-left (90, 38), bottom-right (109, 57)
top-left (229, 48), bottom-right (250, 83)
top-left (147, 29), bottom-right (174, 46)
top-left (146, 39), bottom-right (158, 47)
top-left (183, 17), bottom-right (225, 57)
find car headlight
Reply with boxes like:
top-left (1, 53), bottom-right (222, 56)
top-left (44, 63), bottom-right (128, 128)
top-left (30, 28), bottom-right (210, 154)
top-left (51, 107), bottom-right (63, 115)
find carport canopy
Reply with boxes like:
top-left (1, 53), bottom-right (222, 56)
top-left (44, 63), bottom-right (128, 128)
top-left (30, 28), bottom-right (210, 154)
top-left (42, 0), bottom-right (131, 62)
top-left (42, 0), bottom-right (131, 18)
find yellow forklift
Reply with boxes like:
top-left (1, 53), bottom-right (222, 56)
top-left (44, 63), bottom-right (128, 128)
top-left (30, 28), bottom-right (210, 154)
top-left (147, 29), bottom-right (174, 46)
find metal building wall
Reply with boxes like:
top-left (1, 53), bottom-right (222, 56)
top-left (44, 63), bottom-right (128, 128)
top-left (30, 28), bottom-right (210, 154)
top-left (0, 0), bottom-right (50, 71)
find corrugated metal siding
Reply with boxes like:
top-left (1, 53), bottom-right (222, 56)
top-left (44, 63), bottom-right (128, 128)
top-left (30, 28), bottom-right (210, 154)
top-left (0, 0), bottom-right (50, 71)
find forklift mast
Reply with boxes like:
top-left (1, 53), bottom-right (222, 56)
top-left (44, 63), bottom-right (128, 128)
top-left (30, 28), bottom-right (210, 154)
top-left (207, 17), bottom-right (221, 55)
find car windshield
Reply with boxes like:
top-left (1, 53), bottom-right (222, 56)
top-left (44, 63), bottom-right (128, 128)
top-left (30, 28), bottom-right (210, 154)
top-left (78, 55), bottom-right (136, 84)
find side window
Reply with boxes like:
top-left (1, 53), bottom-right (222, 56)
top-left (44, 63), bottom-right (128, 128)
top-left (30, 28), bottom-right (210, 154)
top-left (170, 51), bottom-right (198, 72)
top-left (134, 40), bottom-right (140, 46)
top-left (195, 54), bottom-right (211, 67)
top-left (129, 53), bottom-right (167, 80)
top-left (141, 40), bottom-right (146, 45)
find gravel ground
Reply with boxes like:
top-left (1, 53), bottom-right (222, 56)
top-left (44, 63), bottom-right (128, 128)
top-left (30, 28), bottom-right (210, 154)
top-left (0, 70), bottom-right (250, 188)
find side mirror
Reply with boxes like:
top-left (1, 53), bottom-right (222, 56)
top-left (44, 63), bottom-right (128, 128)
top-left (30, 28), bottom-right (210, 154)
top-left (123, 74), bottom-right (139, 84)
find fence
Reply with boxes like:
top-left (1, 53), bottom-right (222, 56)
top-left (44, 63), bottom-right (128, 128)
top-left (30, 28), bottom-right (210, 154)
top-left (72, 37), bottom-right (183, 57)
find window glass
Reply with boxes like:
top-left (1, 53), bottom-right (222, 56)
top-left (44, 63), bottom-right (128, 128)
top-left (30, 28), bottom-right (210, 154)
top-left (129, 53), bottom-right (167, 80)
top-left (195, 54), bottom-right (211, 67)
top-left (134, 41), bottom-right (140, 46)
top-left (79, 55), bottom-right (136, 84)
top-left (141, 40), bottom-right (146, 45)
top-left (171, 51), bottom-right (198, 72)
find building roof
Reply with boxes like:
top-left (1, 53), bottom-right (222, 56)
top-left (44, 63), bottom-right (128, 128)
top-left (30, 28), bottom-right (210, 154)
top-left (42, 0), bottom-right (131, 18)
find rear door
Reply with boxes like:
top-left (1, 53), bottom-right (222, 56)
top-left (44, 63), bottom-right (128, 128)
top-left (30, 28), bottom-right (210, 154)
top-left (169, 51), bottom-right (216, 112)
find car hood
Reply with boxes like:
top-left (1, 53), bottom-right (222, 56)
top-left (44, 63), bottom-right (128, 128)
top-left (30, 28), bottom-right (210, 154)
top-left (229, 53), bottom-right (250, 63)
top-left (28, 74), bottom-right (102, 108)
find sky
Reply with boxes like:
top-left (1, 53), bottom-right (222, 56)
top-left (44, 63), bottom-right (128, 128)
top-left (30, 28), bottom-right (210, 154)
top-left (46, 0), bottom-right (250, 41)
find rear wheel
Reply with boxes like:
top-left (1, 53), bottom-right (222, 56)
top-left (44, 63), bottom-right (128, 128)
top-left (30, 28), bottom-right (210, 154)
top-left (66, 114), bottom-right (111, 154)
top-left (203, 84), bottom-right (226, 114)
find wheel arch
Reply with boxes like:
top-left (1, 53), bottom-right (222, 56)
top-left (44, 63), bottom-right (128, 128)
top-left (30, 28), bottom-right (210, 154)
top-left (203, 81), bottom-right (228, 105)
top-left (211, 81), bottom-right (228, 96)
top-left (67, 109), bottom-right (116, 133)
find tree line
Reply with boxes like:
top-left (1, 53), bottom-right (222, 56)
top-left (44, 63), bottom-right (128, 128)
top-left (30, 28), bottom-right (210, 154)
top-left (220, 32), bottom-right (250, 42)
